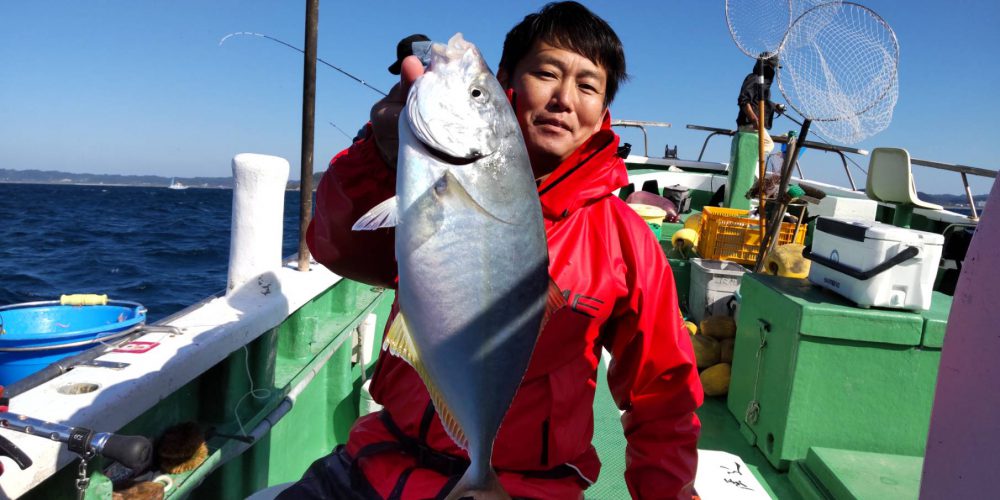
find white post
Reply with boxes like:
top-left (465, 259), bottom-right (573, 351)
top-left (227, 153), bottom-right (290, 295)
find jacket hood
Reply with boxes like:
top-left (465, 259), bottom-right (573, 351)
top-left (534, 112), bottom-right (628, 220)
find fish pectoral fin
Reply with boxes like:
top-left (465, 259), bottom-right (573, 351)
top-left (438, 171), bottom-right (512, 225)
top-left (352, 196), bottom-right (399, 231)
top-left (384, 312), bottom-right (469, 451)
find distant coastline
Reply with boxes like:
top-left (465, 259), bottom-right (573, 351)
top-left (0, 167), bottom-right (988, 209)
top-left (0, 168), bottom-right (325, 191)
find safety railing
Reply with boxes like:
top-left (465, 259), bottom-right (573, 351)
top-left (909, 158), bottom-right (995, 220)
top-left (611, 120), bottom-right (671, 157)
top-left (686, 124), bottom-right (996, 221)
top-left (686, 124), bottom-right (869, 191)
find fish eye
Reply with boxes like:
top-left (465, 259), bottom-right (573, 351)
top-left (470, 87), bottom-right (486, 100)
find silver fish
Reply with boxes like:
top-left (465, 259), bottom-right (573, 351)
top-left (354, 33), bottom-right (549, 499)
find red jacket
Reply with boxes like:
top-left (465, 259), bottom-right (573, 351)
top-left (307, 115), bottom-right (702, 499)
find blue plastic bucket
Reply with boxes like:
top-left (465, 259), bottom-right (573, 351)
top-left (0, 300), bottom-right (146, 386)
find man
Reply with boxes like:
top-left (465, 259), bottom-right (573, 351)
top-left (726, 52), bottom-right (784, 208)
top-left (289, 3), bottom-right (702, 498)
top-left (736, 52), bottom-right (782, 134)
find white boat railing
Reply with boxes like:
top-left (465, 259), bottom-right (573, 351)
top-left (611, 119), bottom-right (671, 157)
top-left (686, 124), bottom-right (870, 191)
top-left (908, 158), bottom-right (995, 220)
top-left (686, 124), bottom-right (995, 221)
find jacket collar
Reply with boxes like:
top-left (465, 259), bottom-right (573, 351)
top-left (535, 112), bottom-right (628, 221)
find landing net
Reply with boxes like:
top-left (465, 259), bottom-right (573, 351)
top-left (777, 2), bottom-right (899, 144)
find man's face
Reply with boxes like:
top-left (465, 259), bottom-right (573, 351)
top-left (502, 41), bottom-right (609, 177)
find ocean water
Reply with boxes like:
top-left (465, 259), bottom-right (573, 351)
top-left (0, 183), bottom-right (303, 322)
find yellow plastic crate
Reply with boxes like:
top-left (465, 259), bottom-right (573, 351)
top-left (697, 207), bottom-right (807, 265)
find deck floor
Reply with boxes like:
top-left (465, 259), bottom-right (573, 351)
top-left (589, 360), bottom-right (798, 499)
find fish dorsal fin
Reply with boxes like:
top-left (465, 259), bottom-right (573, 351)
top-left (383, 312), bottom-right (469, 450)
top-left (352, 196), bottom-right (398, 231)
top-left (539, 278), bottom-right (567, 332)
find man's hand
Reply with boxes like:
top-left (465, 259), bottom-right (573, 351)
top-left (371, 55), bottom-right (425, 168)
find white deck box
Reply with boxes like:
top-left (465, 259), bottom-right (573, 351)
top-left (806, 217), bottom-right (943, 311)
top-left (811, 196), bottom-right (879, 221)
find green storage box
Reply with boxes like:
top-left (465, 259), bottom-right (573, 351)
top-left (726, 274), bottom-right (950, 470)
top-left (788, 447), bottom-right (922, 500)
top-left (668, 258), bottom-right (691, 315)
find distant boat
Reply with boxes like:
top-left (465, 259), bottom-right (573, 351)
top-left (168, 178), bottom-right (188, 190)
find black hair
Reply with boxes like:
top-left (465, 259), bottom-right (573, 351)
top-left (499, 1), bottom-right (627, 105)
top-left (754, 52), bottom-right (779, 80)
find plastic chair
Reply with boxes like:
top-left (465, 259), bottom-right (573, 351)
top-left (865, 147), bottom-right (942, 228)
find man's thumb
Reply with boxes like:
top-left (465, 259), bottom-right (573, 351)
top-left (399, 55), bottom-right (425, 93)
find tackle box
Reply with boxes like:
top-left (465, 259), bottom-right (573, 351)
top-left (806, 217), bottom-right (944, 311)
top-left (810, 196), bottom-right (879, 221)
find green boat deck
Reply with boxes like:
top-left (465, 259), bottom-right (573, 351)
top-left (590, 362), bottom-right (797, 499)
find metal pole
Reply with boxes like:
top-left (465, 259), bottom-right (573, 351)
top-left (839, 152), bottom-right (858, 191)
top-left (697, 132), bottom-right (723, 162)
top-left (961, 172), bottom-right (979, 220)
top-left (757, 67), bottom-right (767, 242)
top-left (298, 0), bottom-right (319, 272)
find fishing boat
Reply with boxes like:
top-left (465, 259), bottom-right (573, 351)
top-left (3, 121), bottom-right (995, 499)
top-left (3, 121), bottom-right (994, 499)
top-left (3, 8), bottom-right (998, 500)
top-left (168, 178), bottom-right (189, 190)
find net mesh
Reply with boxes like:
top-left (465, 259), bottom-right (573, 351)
top-left (726, 0), bottom-right (793, 57)
top-left (726, 0), bottom-right (837, 58)
top-left (777, 2), bottom-right (899, 144)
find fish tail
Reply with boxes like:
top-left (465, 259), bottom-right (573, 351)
top-left (443, 466), bottom-right (511, 500)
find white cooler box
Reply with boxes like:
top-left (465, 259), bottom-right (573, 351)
top-left (806, 217), bottom-right (943, 311)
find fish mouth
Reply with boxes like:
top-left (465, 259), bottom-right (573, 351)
top-left (419, 137), bottom-right (485, 166)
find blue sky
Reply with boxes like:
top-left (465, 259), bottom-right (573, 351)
top-left (1, 0), bottom-right (997, 195)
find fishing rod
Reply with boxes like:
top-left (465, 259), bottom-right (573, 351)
top-left (328, 121), bottom-right (353, 140)
top-left (219, 32), bottom-right (387, 97)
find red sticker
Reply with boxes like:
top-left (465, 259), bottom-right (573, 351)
top-left (113, 341), bottom-right (160, 354)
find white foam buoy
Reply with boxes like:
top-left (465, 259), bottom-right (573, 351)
top-left (359, 313), bottom-right (377, 370)
top-left (359, 379), bottom-right (382, 416)
top-left (227, 153), bottom-right (290, 295)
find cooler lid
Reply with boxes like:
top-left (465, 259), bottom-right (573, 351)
top-left (816, 217), bottom-right (944, 246)
top-left (752, 274), bottom-right (924, 346)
